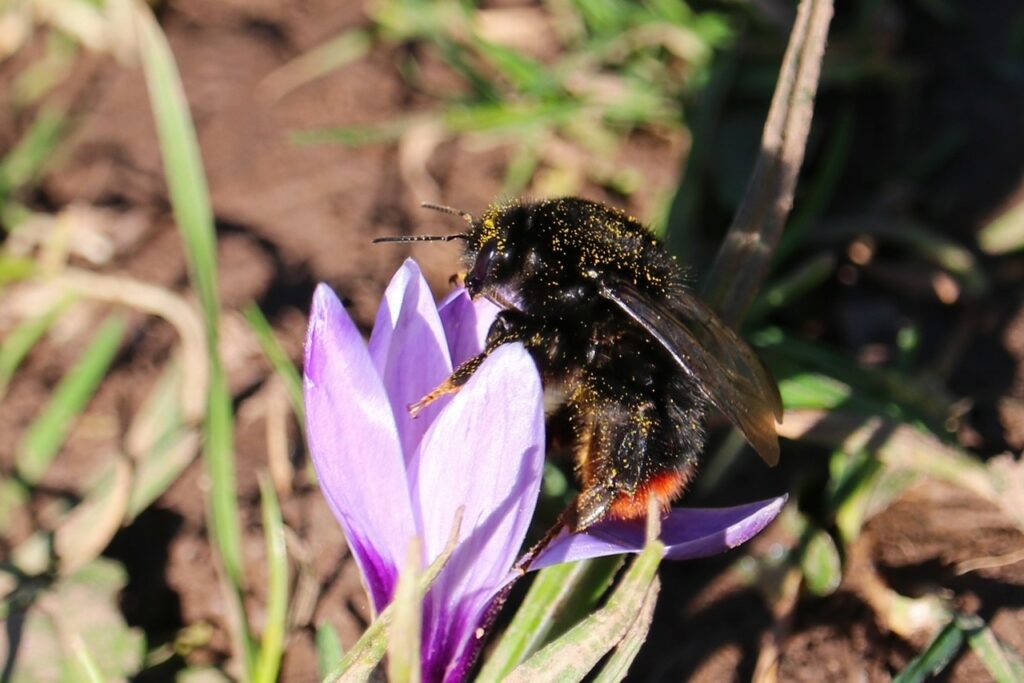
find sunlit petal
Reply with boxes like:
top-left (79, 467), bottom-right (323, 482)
top-left (529, 496), bottom-right (787, 571)
top-left (305, 284), bottom-right (418, 609)
top-left (368, 259), bottom-right (453, 457)
top-left (438, 288), bottom-right (501, 367)
top-left (411, 344), bottom-right (545, 681)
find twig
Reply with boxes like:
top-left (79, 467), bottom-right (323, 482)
top-left (704, 0), bottom-right (835, 327)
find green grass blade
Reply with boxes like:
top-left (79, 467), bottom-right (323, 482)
top-left (479, 557), bottom-right (622, 681)
top-left (590, 577), bottom-right (659, 683)
top-left (745, 253), bottom-right (836, 323)
top-left (128, 429), bottom-right (199, 520)
top-left (799, 527), bottom-right (842, 596)
top-left (893, 618), bottom-right (964, 683)
top-left (16, 315), bottom-right (125, 484)
top-left (316, 623), bottom-right (344, 678)
top-left (979, 197), bottom-right (1024, 255)
top-left (291, 118), bottom-right (419, 147)
top-left (757, 328), bottom-right (953, 425)
top-left (504, 541), bottom-right (664, 683)
top-left (243, 303), bottom-right (305, 433)
top-left (259, 28), bottom-right (372, 101)
top-left (135, 6), bottom-right (250, 672)
top-left (775, 107), bottom-right (855, 263)
top-left (828, 449), bottom-right (884, 544)
top-left (472, 38), bottom-right (559, 95)
top-left (253, 474), bottom-right (290, 683)
top-left (125, 360), bottom-right (197, 519)
top-left (0, 105), bottom-right (67, 196)
top-left (387, 539), bottom-right (423, 683)
top-left (70, 634), bottom-right (106, 683)
top-left (964, 615), bottom-right (1024, 683)
top-left (136, 12), bottom-right (219, 328)
top-left (0, 253), bottom-right (37, 279)
top-left (0, 295), bottom-right (74, 397)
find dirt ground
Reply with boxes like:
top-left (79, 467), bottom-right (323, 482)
top-left (2, 0), bottom-right (1024, 681)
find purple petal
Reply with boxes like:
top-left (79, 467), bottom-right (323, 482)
top-left (438, 289), bottom-right (501, 367)
top-left (529, 496), bottom-right (787, 571)
top-left (304, 284), bottom-right (418, 611)
top-left (368, 259), bottom-right (454, 457)
top-left (410, 344), bottom-right (545, 681)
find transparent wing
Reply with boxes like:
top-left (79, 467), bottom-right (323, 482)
top-left (597, 279), bottom-right (783, 466)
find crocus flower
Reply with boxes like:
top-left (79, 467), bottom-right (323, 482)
top-left (304, 259), bottom-right (786, 682)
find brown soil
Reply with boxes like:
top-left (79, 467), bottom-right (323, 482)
top-left (3, 1), bottom-right (1024, 681)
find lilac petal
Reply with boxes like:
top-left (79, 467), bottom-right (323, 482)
top-left (438, 289), bottom-right (501, 367)
top-left (529, 496), bottom-right (787, 571)
top-left (411, 344), bottom-right (545, 681)
top-left (304, 284), bottom-right (418, 611)
top-left (368, 259), bottom-right (453, 457)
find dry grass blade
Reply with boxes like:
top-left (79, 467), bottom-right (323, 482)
top-left (54, 268), bottom-right (208, 423)
top-left (704, 0), bottom-right (835, 326)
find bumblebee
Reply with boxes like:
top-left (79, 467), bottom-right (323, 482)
top-left (376, 197), bottom-right (782, 531)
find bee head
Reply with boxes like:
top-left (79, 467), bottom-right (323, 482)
top-left (372, 200), bottom-right (529, 299)
top-left (465, 201), bottom-right (532, 297)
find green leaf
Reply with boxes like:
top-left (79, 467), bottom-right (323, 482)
top-left (478, 556), bottom-right (623, 681)
top-left (799, 527), bottom-right (842, 596)
top-left (316, 623), bottom-right (345, 678)
top-left (443, 100), bottom-right (581, 135)
top-left (0, 559), bottom-right (145, 682)
top-left (253, 474), bottom-right (289, 683)
top-left (590, 574), bottom-right (659, 683)
top-left (388, 538), bottom-right (423, 683)
top-left (893, 618), bottom-right (964, 683)
top-left (979, 196), bottom-right (1024, 255)
top-left (17, 315), bottom-right (126, 484)
top-left (757, 328), bottom-right (954, 426)
top-left (70, 634), bottom-right (106, 683)
top-left (504, 539), bottom-right (664, 682)
top-left (828, 449), bottom-right (883, 545)
top-left (746, 253), bottom-right (836, 323)
top-left (964, 615), bottom-right (1024, 683)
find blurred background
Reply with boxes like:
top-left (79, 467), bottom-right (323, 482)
top-left (2, 0), bottom-right (1024, 680)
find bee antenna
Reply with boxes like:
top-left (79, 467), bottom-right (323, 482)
top-left (420, 202), bottom-right (475, 226)
top-left (372, 233), bottom-right (469, 244)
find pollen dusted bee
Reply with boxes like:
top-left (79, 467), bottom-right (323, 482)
top-left (375, 197), bottom-right (782, 531)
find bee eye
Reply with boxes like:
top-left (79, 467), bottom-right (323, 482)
top-left (467, 238), bottom-right (500, 295)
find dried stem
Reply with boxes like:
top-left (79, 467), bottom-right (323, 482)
top-left (704, 0), bottom-right (835, 327)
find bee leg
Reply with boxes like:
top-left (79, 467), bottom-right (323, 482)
top-left (409, 310), bottom-right (532, 417)
top-left (569, 486), bottom-right (616, 532)
top-left (408, 352), bottom-right (487, 417)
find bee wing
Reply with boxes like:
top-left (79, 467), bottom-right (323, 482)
top-left (597, 279), bottom-right (783, 466)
